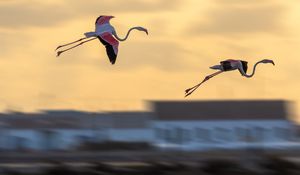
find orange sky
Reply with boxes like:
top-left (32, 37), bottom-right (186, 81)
top-left (0, 0), bottom-right (300, 121)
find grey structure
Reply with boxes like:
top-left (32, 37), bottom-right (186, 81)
top-left (0, 100), bottom-right (298, 151)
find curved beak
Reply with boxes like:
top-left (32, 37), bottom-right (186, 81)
top-left (270, 60), bottom-right (275, 65)
top-left (210, 65), bottom-right (222, 70)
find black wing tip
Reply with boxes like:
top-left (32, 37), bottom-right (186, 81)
top-left (109, 55), bottom-right (117, 65)
top-left (98, 37), bottom-right (117, 65)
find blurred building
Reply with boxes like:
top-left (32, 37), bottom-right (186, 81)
top-left (0, 100), bottom-right (298, 151)
top-left (0, 111), bottom-right (152, 151)
top-left (152, 100), bottom-right (299, 150)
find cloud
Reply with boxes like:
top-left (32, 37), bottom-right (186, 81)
top-left (188, 4), bottom-right (286, 36)
top-left (112, 40), bottom-right (195, 71)
top-left (0, 0), bottom-right (181, 28)
top-left (211, 0), bottom-right (271, 6)
top-left (64, 0), bottom-right (181, 13)
top-left (0, 2), bottom-right (72, 28)
top-left (0, 32), bottom-right (30, 57)
top-left (57, 40), bottom-right (197, 71)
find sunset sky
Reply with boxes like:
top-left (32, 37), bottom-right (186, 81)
top-left (0, 0), bottom-right (300, 121)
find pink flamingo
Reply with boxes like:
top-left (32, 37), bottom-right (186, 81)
top-left (56, 15), bottom-right (148, 64)
top-left (185, 59), bottom-right (275, 97)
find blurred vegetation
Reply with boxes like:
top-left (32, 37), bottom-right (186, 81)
top-left (0, 154), bottom-right (299, 175)
top-left (75, 141), bottom-right (155, 151)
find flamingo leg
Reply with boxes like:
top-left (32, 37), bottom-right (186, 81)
top-left (55, 37), bottom-right (89, 51)
top-left (56, 37), bottom-right (97, 57)
top-left (185, 71), bottom-right (223, 97)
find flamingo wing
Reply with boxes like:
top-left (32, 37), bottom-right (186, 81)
top-left (98, 32), bottom-right (119, 64)
top-left (220, 61), bottom-right (233, 71)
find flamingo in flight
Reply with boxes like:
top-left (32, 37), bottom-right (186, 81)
top-left (185, 59), bottom-right (275, 97)
top-left (55, 15), bottom-right (148, 64)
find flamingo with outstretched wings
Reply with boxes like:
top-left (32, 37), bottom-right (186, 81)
top-left (56, 15), bottom-right (148, 64)
top-left (185, 59), bottom-right (275, 97)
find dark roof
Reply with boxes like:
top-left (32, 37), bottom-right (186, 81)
top-left (150, 100), bottom-right (290, 120)
top-left (0, 111), bottom-right (152, 129)
top-left (40, 110), bottom-right (94, 117)
top-left (109, 112), bottom-right (152, 129)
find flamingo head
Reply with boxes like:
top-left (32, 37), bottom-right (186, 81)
top-left (95, 15), bottom-right (114, 24)
top-left (210, 65), bottom-right (222, 70)
top-left (261, 59), bottom-right (275, 65)
top-left (135, 26), bottom-right (148, 35)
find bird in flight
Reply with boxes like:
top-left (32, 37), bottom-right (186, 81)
top-left (185, 59), bottom-right (275, 97)
top-left (56, 15), bottom-right (148, 64)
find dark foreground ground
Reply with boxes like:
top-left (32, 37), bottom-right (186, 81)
top-left (0, 149), bottom-right (300, 175)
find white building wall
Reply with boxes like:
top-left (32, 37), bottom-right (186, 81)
top-left (0, 129), bottom-right (40, 150)
top-left (0, 129), bottom-right (110, 150)
top-left (50, 129), bottom-right (95, 149)
top-left (108, 129), bottom-right (154, 142)
top-left (0, 120), bottom-right (297, 151)
top-left (153, 120), bottom-right (295, 150)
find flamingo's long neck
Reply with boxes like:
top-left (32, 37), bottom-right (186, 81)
top-left (242, 61), bottom-right (263, 78)
top-left (113, 27), bottom-right (140, 41)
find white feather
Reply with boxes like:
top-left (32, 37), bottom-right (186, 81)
top-left (84, 32), bottom-right (97, 38)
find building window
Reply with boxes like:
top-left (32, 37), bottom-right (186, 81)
top-left (11, 136), bottom-right (30, 151)
top-left (196, 128), bottom-right (211, 142)
top-left (155, 128), bottom-right (172, 142)
top-left (273, 127), bottom-right (290, 140)
top-left (214, 128), bottom-right (231, 142)
top-left (155, 128), bottom-right (164, 140)
top-left (155, 128), bottom-right (192, 143)
top-left (173, 127), bottom-right (184, 144)
top-left (164, 129), bottom-right (172, 142)
top-left (182, 129), bottom-right (191, 142)
top-left (253, 127), bottom-right (265, 142)
top-left (295, 128), bottom-right (300, 140)
top-left (235, 127), bottom-right (252, 142)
